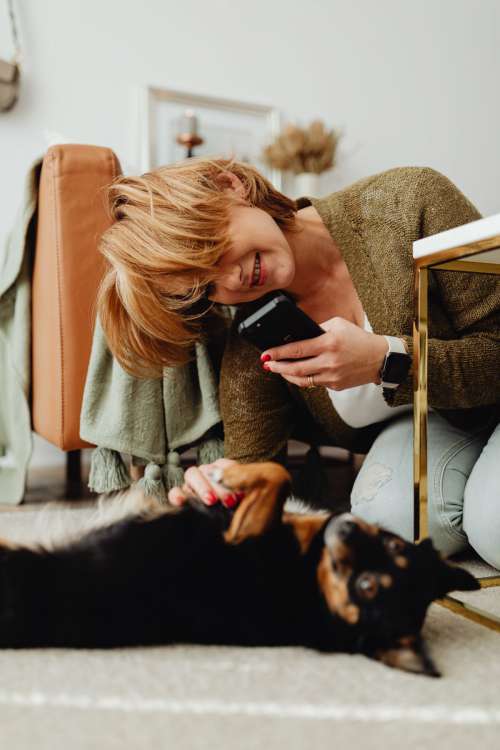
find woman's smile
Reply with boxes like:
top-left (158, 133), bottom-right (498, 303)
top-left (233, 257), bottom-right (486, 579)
top-left (250, 252), bottom-right (266, 287)
top-left (205, 202), bottom-right (300, 304)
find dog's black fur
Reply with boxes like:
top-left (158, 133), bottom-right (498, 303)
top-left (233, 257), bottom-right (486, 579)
top-left (0, 462), bottom-right (479, 676)
top-left (0, 505), bottom-right (328, 649)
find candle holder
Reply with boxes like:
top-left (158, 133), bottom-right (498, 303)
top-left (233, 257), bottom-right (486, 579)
top-left (176, 109), bottom-right (204, 158)
top-left (140, 87), bottom-right (282, 188)
top-left (176, 132), bottom-right (204, 158)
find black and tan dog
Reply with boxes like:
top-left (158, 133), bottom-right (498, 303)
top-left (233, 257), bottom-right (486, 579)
top-left (0, 462), bottom-right (478, 675)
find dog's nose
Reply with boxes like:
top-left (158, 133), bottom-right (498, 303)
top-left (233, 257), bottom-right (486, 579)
top-left (337, 518), bottom-right (357, 541)
top-left (324, 513), bottom-right (359, 550)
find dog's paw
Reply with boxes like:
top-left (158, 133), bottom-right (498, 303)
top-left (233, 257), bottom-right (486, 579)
top-left (219, 463), bottom-right (292, 545)
top-left (211, 462), bottom-right (291, 494)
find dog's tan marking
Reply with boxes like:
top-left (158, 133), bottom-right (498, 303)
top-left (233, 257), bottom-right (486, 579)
top-left (380, 574), bottom-right (393, 588)
top-left (354, 516), bottom-right (379, 537)
top-left (325, 536), bottom-right (355, 576)
top-left (374, 635), bottom-right (432, 675)
top-left (317, 548), bottom-right (359, 625)
top-left (395, 555), bottom-right (409, 569)
top-left (282, 513), bottom-right (329, 554)
top-left (222, 463), bottom-right (292, 545)
top-left (399, 635), bottom-right (417, 647)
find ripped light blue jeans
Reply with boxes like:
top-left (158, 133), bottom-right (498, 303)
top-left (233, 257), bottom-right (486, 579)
top-left (350, 412), bottom-right (500, 568)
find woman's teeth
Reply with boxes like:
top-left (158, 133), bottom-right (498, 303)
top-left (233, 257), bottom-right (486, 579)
top-left (252, 253), bottom-right (261, 286)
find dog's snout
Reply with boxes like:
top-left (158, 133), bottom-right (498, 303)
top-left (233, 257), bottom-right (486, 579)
top-left (337, 518), bottom-right (357, 541)
top-left (324, 513), bottom-right (359, 550)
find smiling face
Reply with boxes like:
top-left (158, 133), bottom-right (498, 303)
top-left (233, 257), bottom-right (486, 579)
top-left (206, 204), bottom-right (296, 305)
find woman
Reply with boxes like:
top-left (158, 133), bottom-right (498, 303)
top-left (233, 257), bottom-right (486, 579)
top-left (98, 158), bottom-right (500, 566)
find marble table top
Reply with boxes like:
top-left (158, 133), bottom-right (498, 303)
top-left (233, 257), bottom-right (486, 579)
top-left (413, 212), bottom-right (500, 264)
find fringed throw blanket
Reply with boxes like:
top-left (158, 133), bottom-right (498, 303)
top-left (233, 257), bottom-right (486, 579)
top-left (80, 314), bottom-right (233, 502)
top-left (0, 157), bottom-right (43, 504)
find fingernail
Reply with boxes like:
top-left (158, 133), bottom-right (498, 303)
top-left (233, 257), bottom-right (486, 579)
top-left (260, 353), bottom-right (271, 362)
top-left (262, 363), bottom-right (270, 371)
top-left (224, 494), bottom-right (238, 508)
top-left (204, 491), bottom-right (218, 505)
top-left (234, 491), bottom-right (245, 501)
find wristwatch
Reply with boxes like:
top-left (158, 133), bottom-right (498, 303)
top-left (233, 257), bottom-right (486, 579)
top-left (379, 336), bottom-right (412, 390)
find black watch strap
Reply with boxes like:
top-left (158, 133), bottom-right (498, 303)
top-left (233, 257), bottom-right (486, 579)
top-left (380, 350), bottom-right (412, 389)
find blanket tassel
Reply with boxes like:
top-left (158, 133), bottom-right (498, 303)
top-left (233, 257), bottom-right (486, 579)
top-left (163, 451), bottom-right (185, 493)
top-left (88, 447), bottom-right (131, 494)
top-left (138, 462), bottom-right (167, 503)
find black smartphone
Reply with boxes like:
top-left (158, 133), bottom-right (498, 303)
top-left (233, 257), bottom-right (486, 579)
top-left (237, 291), bottom-right (325, 353)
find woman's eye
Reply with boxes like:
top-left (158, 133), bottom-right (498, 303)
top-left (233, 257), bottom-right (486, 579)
top-left (356, 573), bottom-right (379, 599)
top-left (205, 283), bottom-right (216, 298)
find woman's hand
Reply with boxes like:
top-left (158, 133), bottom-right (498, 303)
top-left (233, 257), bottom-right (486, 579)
top-left (260, 317), bottom-right (388, 390)
top-left (167, 458), bottom-right (245, 508)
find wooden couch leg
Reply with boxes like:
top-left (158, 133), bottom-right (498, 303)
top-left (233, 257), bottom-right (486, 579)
top-left (65, 450), bottom-right (82, 499)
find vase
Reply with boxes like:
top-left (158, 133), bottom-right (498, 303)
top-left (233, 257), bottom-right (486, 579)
top-left (293, 172), bottom-right (321, 198)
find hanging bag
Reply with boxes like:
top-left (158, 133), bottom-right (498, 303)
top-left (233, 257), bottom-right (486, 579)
top-left (0, 0), bottom-right (21, 113)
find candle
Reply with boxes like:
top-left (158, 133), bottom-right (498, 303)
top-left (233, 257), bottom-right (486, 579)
top-left (180, 109), bottom-right (198, 136)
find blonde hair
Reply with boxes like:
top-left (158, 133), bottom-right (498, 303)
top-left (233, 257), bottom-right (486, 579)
top-left (97, 156), bottom-right (298, 378)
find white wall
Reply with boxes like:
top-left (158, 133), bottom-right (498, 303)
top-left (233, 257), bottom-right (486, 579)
top-left (1, 0), bottom-right (500, 467)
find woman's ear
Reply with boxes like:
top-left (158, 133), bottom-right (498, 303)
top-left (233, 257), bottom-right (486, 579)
top-left (215, 171), bottom-right (247, 200)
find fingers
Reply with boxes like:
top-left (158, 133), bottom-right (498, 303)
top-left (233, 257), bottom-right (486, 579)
top-left (280, 372), bottom-right (323, 388)
top-left (168, 487), bottom-right (187, 506)
top-left (167, 458), bottom-right (242, 508)
top-left (260, 332), bottom-right (329, 362)
top-left (262, 355), bottom-right (325, 378)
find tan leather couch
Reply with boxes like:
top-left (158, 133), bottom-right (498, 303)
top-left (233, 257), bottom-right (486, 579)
top-left (31, 144), bottom-right (121, 490)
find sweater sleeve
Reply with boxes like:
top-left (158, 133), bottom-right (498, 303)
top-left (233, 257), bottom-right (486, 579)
top-left (385, 168), bottom-right (500, 410)
top-left (219, 319), bottom-right (295, 464)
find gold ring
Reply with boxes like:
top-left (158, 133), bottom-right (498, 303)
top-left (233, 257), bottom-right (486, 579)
top-left (306, 374), bottom-right (317, 390)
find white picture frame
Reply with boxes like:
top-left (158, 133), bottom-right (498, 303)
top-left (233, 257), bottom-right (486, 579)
top-left (137, 86), bottom-right (282, 190)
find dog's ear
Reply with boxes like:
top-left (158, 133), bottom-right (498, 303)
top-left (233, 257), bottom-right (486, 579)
top-left (373, 635), bottom-right (440, 677)
top-left (418, 538), bottom-right (480, 597)
top-left (436, 561), bottom-right (480, 597)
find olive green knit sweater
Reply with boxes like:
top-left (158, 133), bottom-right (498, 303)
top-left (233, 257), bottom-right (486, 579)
top-left (219, 167), bottom-right (500, 464)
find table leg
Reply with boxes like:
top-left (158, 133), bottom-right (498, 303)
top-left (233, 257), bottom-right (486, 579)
top-left (413, 266), bottom-right (429, 541)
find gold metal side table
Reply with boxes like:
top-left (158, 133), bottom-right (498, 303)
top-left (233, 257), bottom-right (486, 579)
top-left (413, 215), bottom-right (500, 631)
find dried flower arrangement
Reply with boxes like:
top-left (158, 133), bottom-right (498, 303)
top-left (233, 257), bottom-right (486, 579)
top-left (262, 120), bottom-right (339, 175)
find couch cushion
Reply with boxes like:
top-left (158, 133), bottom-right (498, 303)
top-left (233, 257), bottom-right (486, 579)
top-left (31, 144), bottom-right (121, 450)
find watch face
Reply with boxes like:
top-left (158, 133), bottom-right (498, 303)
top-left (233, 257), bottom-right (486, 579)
top-left (383, 352), bottom-right (411, 384)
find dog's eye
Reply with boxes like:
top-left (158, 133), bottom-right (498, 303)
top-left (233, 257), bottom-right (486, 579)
top-left (385, 537), bottom-right (405, 554)
top-left (355, 572), bottom-right (379, 600)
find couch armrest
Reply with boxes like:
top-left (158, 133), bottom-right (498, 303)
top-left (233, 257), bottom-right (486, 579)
top-left (31, 144), bottom-right (121, 450)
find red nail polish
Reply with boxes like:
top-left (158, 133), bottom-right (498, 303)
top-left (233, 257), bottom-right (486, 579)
top-left (262, 363), bottom-right (270, 371)
top-left (224, 494), bottom-right (238, 508)
top-left (205, 491), bottom-right (218, 505)
top-left (234, 491), bottom-right (245, 501)
top-left (260, 353), bottom-right (271, 362)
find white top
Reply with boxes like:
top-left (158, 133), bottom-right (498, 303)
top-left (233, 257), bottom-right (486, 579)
top-left (321, 314), bottom-right (412, 429)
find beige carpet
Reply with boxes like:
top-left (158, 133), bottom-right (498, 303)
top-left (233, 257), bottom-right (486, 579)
top-left (0, 505), bottom-right (499, 750)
